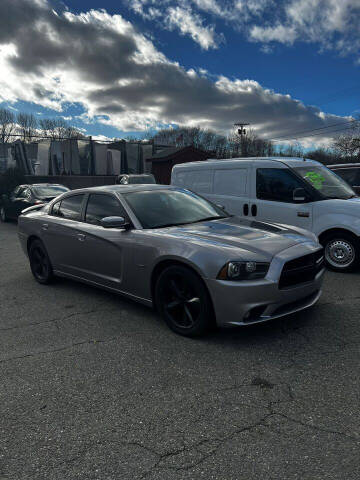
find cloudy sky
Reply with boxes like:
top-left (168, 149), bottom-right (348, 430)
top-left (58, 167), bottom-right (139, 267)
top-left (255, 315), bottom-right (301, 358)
top-left (1, 0), bottom-right (360, 144)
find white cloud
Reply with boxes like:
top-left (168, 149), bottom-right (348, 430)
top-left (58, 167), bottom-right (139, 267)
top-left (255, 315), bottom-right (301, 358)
top-left (0, 0), bottom-right (353, 143)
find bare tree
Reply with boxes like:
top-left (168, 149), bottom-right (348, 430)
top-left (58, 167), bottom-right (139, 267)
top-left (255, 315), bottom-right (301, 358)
top-left (333, 121), bottom-right (360, 161)
top-left (16, 112), bottom-right (38, 142)
top-left (39, 117), bottom-right (86, 140)
top-left (0, 108), bottom-right (16, 143)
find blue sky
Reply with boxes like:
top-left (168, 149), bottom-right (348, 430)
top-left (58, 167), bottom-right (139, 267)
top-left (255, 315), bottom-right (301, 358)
top-left (1, 0), bottom-right (360, 145)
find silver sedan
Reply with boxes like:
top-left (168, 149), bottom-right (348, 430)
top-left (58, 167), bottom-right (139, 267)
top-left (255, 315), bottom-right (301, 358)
top-left (18, 185), bottom-right (325, 336)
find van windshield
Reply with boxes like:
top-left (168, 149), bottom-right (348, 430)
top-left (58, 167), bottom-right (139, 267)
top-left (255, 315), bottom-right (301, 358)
top-left (294, 166), bottom-right (356, 200)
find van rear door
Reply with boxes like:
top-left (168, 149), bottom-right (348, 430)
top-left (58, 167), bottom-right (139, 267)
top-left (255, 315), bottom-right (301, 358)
top-left (249, 166), bottom-right (313, 231)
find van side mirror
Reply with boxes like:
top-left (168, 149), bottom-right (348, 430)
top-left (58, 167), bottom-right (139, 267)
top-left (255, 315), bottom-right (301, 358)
top-left (293, 188), bottom-right (308, 203)
top-left (100, 216), bottom-right (130, 229)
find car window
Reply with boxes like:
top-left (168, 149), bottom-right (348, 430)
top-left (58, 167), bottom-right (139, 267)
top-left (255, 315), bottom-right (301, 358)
top-left (32, 185), bottom-right (69, 197)
top-left (257, 168), bottom-right (306, 203)
top-left (52, 200), bottom-right (61, 216)
top-left (123, 188), bottom-right (227, 229)
top-left (85, 194), bottom-right (127, 225)
top-left (57, 195), bottom-right (85, 221)
top-left (333, 168), bottom-right (360, 186)
top-left (214, 168), bottom-right (247, 196)
top-left (17, 188), bottom-right (29, 199)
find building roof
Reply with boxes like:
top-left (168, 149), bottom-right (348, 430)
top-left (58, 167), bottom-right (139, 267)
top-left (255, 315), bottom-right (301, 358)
top-left (147, 145), bottom-right (208, 162)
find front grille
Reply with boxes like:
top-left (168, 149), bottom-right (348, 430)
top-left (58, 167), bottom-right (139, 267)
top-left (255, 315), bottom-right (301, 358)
top-left (279, 249), bottom-right (324, 289)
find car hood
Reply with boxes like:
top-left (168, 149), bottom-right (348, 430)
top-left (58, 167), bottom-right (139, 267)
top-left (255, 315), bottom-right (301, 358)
top-left (157, 216), bottom-right (315, 257)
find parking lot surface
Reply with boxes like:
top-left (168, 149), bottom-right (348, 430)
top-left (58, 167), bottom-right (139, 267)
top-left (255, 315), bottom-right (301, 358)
top-left (0, 221), bottom-right (359, 480)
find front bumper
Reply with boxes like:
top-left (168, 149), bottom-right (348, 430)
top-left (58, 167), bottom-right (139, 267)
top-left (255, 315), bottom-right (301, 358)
top-left (205, 243), bottom-right (325, 328)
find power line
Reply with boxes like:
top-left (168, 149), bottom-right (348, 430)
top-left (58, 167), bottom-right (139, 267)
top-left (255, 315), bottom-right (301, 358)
top-left (267, 119), bottom-right (358, 142)
top-left (272, 125), bottom-right (357, 142)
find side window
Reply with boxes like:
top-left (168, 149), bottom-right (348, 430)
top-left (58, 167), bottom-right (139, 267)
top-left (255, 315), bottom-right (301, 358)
top-left (175, 171), bottom-right (212, 193)
top-left (214, 168), bottom-right (247, 196)
top-left (257, 168), bottom-right (306, 203)
top-left (58, 195), bottom-right (84, 221)
top-left (85, 194), bottom-right (127, 225)
top-left (334, 168), bottom-right (359, 186)
top-left (52, 200), bottom-right (61, 217)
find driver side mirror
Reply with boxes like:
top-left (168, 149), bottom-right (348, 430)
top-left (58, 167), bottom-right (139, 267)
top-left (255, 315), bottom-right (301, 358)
top-left (100, 216), bottom-right (131, 229)
top-left (293, 188), bottom-right (308, 203)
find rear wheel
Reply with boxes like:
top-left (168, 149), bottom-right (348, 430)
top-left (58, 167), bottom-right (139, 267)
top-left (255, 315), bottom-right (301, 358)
top-left (29, 240), bottom-right (54, 284)
top-left (155, 265), bottom-right (214, 337)
top-left (0, 206), bottom-right (8, 223)
top-left (322, 232), bottom-right (360, 272)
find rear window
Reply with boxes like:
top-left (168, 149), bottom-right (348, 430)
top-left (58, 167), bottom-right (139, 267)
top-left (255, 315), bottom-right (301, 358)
top-left (32, 185), bottom-right (69, 197)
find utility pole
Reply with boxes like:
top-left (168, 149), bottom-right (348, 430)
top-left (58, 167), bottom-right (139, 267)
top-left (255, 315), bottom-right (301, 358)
top-left (234, 123), bottom-right (249, 157)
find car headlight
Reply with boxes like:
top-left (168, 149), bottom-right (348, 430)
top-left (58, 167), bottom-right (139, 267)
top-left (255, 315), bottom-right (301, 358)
top-left (217, 261), bottom-right (270, 281)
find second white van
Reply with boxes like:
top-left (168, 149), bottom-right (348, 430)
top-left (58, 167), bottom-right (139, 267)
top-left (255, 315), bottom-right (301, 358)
top-left (171, 157), bottom-right (360, 272)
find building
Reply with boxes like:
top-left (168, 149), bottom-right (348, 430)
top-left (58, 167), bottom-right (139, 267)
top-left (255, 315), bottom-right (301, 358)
top-left (147, 146), bottom-right (211, 184)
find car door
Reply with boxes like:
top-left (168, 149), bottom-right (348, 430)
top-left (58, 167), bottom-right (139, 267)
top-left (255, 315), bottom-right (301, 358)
top-left (249, 166), bottom-right (314, 231)
top-left (71, 193), bottom-right (134, 290)
top-left (42, 194), bottom-right (87, 274)
top-left (206, 166), bottom-right (251, 218)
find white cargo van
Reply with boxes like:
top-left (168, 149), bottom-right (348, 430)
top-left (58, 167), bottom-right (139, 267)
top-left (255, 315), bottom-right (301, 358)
top-left (171, 157), bottom-right (360, 272)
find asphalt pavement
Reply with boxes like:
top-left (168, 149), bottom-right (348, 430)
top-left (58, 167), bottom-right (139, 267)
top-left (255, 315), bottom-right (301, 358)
top-left (0, 221), bottom-right (359, 480)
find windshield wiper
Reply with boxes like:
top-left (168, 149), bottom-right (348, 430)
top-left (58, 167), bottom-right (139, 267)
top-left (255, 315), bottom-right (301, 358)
top-left (189, 215), bottom-right (231, 224)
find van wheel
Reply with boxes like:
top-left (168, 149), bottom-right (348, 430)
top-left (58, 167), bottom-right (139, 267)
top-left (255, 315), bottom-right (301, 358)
top-left (322, 232), bottom-right (360, 272)
top-left (155, 265), bottom-right (214, 337)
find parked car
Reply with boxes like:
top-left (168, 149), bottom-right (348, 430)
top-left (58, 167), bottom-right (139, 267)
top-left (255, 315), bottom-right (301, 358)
top-left (171, 157), bottom-right (360, 272)
top-left (1, 183), bottom-right (69, 222)
top-left (18, 185), bottom-right (324, 337)
top-left (328, 164), bottom-right (360, 195)
top-left (115, 174), bottom-right (156, 185)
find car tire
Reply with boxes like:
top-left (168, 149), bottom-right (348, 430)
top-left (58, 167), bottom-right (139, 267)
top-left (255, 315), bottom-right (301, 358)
top-left (155, 265), bottom-right (214, 337)
top-left (29, 239), bottom-right (54, 284)
top-left (322, 232), bottom-right (360, 272)
top-left (0, 206), bottom-right (8, 223)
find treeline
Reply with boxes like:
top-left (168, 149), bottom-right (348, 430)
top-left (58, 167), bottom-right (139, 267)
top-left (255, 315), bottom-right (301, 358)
top-left (0, 107), bottom-right (86, 143)
top-left (150, 124), bottom-right (360, 165)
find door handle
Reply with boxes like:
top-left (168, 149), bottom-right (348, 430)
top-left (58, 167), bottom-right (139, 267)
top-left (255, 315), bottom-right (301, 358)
top-left (251, 204), bottom-right (257, 217)
top-left (42, 223), bottom-right (49, 231)
top-left (243, 203), bottom-right (249, 216)
top-left (77, 233), bottom-right (86, 242)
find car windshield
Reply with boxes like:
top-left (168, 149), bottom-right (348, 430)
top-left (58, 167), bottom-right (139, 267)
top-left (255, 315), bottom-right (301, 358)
top-left (295, 166), bottom-right (356, 200)
top-left (32, 186), bottom-right (69, 197)
top-left (123, 189), bottom-right (229, 229)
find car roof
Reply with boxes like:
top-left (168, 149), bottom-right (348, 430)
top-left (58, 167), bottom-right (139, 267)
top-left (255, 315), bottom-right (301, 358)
top-left (329, 163), bottom-right (360, 168)
top-left (172, 156), bottom-right (322, 170)
top-left (63, 184), bottom-right (173, 195)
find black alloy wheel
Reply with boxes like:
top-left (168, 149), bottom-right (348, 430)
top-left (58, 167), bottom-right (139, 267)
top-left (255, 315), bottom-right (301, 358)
top-left (29, 240), bottom-right (53, 284)
top-left (155, 265), bottom-right (214, 337)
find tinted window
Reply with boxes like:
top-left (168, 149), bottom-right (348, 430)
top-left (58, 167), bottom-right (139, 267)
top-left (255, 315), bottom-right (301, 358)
top-left (333, 168), bottom-right (360, 186)
top-left (257, 169), bottom-right (306, 202)
top-left (124, 189), bottom-right (228, 229)
top-left (85, 194), bottom-right (127, 225)
top-left (58, 195), bottom-right (84, 221)
top-left (52, 200), bottom-right (61, 216)
top-left (214, 168), bottom-right (247, 196)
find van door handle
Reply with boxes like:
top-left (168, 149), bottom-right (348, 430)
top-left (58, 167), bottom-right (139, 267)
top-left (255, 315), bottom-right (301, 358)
top-left (251, 204), bottom-right (257, 217)
top-left (77, 233), bottom-right (86, 242)
top-left (243, 203), bottom-right (249, 216)
top-left (42, 223), bottom-right (49, 231)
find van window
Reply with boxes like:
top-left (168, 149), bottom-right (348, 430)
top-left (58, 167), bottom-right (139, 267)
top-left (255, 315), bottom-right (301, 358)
top-left (214, 168), bottom-right (247, 196)
top-left (256, 169), bottom-right (305, 203)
